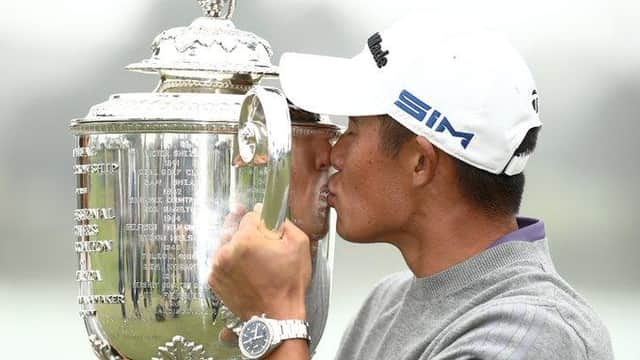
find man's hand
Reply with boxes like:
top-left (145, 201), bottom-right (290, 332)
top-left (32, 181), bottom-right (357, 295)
top-left (208, 207), bottom-right (312, 321)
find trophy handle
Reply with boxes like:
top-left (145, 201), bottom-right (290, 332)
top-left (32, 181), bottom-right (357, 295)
top-left (236, 86), bottom-right (292, 232)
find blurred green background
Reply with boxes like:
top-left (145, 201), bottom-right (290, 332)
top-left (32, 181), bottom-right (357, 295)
top-left (0, 0), bottom-right (638, 358)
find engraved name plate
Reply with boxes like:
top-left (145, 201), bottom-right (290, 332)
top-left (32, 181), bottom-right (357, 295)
top-left (74, 224), bottom-right (99, 237)
top-left (73, 163), bottom-right (119, 175)
top-left (79, 310), bottom-right (97, 318)
top-left (74, 208), bottom-right (116, 221)
top-left (78, 295), bottom-right (125, 305)
top-left (75, 240), bottom-right (113, 253)
top-left (76, 270), bottom-right (103, 282)
top-left (73, 147), bottom-right (97, 157)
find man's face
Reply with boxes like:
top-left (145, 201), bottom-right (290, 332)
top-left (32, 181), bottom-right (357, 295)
top-left (288, 127), bottom-right (334, 240)
top-left (328, 116), bottom-right (413, 243)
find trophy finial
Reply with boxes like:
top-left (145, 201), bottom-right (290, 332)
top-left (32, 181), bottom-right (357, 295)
top-left (198, 0), bottom-right (236, 19)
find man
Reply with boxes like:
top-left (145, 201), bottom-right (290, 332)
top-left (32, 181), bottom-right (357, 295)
top-left (215, 102), bottom-right (335, 348)
top-left (208, 14), bottom-right (613, 360)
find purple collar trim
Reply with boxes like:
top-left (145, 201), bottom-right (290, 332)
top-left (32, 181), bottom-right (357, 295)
top-left (488, 217), bottom-right (545, 249)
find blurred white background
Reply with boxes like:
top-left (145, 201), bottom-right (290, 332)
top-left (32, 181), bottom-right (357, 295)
top-left (0, 0), bottom-right (638, 358)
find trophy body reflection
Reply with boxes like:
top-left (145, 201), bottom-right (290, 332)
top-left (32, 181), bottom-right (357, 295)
top-left (70, 1), bottom-right (339, 358)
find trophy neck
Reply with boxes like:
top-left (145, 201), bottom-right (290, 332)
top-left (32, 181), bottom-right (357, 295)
top-left (199, 0), bottom-right (236, 19)
top-left (155, 73), bottom-right (258, 95)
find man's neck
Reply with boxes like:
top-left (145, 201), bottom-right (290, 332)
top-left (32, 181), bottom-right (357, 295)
top-left (391, 205), bottom-right (518, 278)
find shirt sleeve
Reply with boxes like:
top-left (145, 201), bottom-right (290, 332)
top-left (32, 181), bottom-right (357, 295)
top-left (427, 301), bottom-right (591, 360)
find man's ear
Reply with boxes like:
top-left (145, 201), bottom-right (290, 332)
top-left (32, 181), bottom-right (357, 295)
top-left (413, 136), bottom-right (438, 186)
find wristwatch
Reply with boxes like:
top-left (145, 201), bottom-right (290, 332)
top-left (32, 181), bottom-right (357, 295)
top-left (238, 314), bottom-right (310, 359)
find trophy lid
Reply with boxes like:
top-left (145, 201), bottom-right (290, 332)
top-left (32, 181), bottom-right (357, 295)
top-left (126, 0), bottom-right (277, 78)
top-left (71, 0), bottom-right (280, 127)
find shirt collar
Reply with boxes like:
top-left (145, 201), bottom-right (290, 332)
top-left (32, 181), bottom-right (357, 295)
top-left (488, 217), bottom-right (545, 249)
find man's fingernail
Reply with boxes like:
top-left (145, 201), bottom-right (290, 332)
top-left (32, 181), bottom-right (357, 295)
top-left (253, 203), bottom-right (263, 214)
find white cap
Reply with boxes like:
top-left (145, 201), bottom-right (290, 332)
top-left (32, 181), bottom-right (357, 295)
top-left (279, 14), bottom-right (542, 175)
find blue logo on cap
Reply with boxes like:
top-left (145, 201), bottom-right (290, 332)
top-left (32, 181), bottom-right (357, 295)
top-left (394, 89), bottom-right (475, 149)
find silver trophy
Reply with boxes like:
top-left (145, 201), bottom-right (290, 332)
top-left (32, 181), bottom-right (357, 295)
top-left (70, 1), bottom-right (339, 358)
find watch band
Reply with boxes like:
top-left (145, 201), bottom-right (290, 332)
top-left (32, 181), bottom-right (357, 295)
top-left (271, 319), bottom-right (310, 343)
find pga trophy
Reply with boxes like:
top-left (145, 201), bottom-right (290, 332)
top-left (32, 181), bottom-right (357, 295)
top-left (70, 1), bottom-right (339, 358)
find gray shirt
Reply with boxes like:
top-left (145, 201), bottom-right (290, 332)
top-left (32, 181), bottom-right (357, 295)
top-left (335, 223), bottom-right (613, 359)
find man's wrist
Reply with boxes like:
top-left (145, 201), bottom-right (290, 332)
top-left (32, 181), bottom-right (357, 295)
top-left (266, 308), bottom-right (306, 321)
top-left (261, 299), bottom-right (306, 321)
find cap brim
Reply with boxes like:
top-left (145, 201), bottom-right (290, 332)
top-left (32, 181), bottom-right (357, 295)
top-left (279, 52), bottom-right (389, 116)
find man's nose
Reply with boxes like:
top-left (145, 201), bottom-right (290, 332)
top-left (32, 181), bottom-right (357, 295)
top-left (315, 143), bottom-right (331, 171)
top-left (330, 135), bottom-right (345, 171)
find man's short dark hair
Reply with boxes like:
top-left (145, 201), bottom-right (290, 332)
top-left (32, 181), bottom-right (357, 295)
top-left (378, 115), bottom-right (417, 157)
top-left (377, 115), bottom-right (540, 216)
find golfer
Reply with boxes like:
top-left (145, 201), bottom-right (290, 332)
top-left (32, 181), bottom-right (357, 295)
top-left (209, 14), bottom-right (613, 360)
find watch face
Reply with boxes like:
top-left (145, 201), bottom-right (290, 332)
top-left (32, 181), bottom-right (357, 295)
top-left (240, 318), bottom-right (271, 358)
